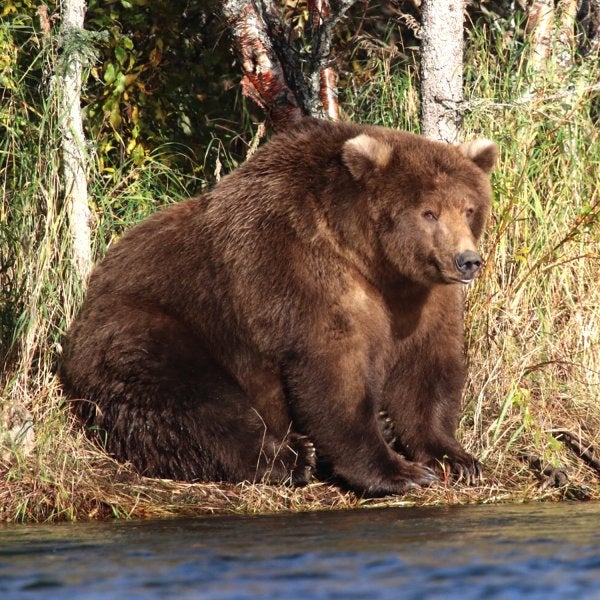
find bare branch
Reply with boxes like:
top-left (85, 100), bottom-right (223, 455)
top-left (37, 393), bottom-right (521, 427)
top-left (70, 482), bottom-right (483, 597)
top-left (553, 430), bottom-right (600, 476)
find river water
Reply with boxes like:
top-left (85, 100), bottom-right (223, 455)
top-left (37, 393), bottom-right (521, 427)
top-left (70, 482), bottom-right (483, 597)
top-left (1, 501), bottom-right (599, 599)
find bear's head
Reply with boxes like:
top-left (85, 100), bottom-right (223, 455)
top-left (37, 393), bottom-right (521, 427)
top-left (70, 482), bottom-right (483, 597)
top-left (342, 130), bottom-right (497, 286)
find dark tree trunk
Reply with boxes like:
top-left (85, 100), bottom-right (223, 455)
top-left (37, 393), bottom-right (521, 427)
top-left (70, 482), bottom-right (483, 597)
top-left (223, 0), bottom-right (355, 129)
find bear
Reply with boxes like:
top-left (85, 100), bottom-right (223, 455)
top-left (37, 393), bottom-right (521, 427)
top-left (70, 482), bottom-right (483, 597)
top-left (59, 118), bottom-right (497, 496)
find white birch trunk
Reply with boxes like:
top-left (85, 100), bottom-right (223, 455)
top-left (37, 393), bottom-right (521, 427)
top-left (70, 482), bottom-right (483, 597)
top-left (590, 0), bottom-right (600, 54)
top-left (526, 0), bottom-right (555, 73)
top-left (59, 0), bottom-right (92, 282)
top-left (555, 0), bottom-right (578, 69)
top-left (420, 0), bottom-right (464, 143)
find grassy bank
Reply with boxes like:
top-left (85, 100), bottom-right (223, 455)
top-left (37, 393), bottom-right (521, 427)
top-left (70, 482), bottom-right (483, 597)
top-left (1, 20), bottom-right (598, 522)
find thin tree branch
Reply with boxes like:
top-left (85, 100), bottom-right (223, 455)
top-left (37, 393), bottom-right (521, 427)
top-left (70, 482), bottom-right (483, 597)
top-left (553, 430), bottom-right (600, 476)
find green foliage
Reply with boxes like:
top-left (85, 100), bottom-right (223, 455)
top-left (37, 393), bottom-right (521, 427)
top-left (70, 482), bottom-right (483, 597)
top-left (0, 14), bottom-right (206, 372)
top-left (84, 0), bottom-right (255, 176)
top-left (0, 15), bottom-right (65, 371)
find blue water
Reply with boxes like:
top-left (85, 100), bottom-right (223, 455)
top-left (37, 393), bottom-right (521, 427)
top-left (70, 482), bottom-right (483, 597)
top-left (1, 502), bottom-right (599, 599)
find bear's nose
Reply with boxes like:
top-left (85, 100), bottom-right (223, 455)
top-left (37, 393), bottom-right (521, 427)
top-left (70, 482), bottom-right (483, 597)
top-left (455, 250), bottom-right (482, 280)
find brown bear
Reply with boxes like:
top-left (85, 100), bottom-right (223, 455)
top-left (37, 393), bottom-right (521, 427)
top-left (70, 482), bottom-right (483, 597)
top-left (60, 118), bottom-right (497, 496)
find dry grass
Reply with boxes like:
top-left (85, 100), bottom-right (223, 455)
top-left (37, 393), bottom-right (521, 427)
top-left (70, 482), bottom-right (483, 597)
top-left (2, 355), bottom-right (595, 523)
top-left (457, 33), bottom-right (600, 501)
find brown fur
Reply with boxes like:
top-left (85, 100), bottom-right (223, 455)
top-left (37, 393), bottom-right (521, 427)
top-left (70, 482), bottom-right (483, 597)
top-left (60, 118), bottom-right (497, 495)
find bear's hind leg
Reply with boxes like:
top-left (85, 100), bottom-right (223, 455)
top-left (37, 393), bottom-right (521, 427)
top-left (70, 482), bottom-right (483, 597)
top-left (63, 304), bottom-right (316, 484)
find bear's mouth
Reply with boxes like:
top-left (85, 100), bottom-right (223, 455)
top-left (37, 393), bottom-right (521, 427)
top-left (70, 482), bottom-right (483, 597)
top-left (429, 257), bottom-right (475, 285)
top-left (450, 272), bottom-right (478, 285)
top-left (455, 270), bottom-right (478, 285)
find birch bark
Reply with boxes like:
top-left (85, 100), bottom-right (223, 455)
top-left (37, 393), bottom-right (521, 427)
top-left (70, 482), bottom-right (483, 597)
top-left (590, 0), bottom-right (600, 54)
top-left (222, 0), bottom-right (303, 129)
top-left (420, 0), bottom-right (464, 143)
top-left (527, 0), bottom-right (586, 71)
top-left (526, 0), bottom-right (555, 72)
top-left (59, 0), bottom-right (92, 282)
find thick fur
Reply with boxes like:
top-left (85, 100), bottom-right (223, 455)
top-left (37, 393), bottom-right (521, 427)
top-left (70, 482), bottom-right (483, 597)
top-left (60, 118), bottom-right (497, 495)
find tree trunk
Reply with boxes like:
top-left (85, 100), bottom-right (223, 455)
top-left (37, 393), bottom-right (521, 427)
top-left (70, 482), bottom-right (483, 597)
top-left (59, 0), bottom-right (92, 282)
top-left (222, 0), bottom-right (303, 129)
top-left (526, 0), bottom-right (555, 72)
top-left (308, 0), bottom-right (340, 120)
top-left (223, 0), bottom-right (354, 129)
top-left (589, 0), bottom-right (600, 55)
top-left (420, 0), bottom-right (465, 143)
top-left (526, 0), bottom-right (590, 73)
top-left (555, 0), bottom-right (578, 68)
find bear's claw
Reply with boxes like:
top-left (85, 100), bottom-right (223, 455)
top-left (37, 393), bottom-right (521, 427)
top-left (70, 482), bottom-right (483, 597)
top-left (378, 409), bottom-right (397, 447)
top-left (287, 433), bottom-right (317, 486)
top-left (435, 454), bottom-right (483, 486)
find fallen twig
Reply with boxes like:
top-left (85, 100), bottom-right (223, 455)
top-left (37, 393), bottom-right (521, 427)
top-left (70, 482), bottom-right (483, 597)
top-left (552, 430), bottom-right (600, 476)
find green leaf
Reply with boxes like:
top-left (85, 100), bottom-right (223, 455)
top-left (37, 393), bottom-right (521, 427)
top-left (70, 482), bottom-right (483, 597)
top-left (115, 45), bottom-right (127, 67)
top-left (109, 103), bottom-right (121, 129)
top-left (114, 72), bottom-right (127, 94)
top-left (104, 62), bottom-right (117, 84)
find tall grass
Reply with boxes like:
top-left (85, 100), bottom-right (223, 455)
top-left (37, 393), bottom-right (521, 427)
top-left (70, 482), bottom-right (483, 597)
top-left (461, 27), bottom-right (599, 485)
top-left (1, 17), bottom-right (598, 521)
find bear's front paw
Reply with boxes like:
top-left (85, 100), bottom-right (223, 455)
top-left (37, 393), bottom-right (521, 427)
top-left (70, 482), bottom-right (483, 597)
top-left (395, 461), bottom-right (439, 490)
top-left (363, 459), bottom-right (438, 497)
top-left (261, 432), bottom-right (316, 486)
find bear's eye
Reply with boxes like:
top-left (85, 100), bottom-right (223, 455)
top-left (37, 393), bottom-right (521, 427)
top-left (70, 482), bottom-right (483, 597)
top-left (466, 207), bottom-right (475, 218)
top-left (422, 210), bottom-right (438, 222)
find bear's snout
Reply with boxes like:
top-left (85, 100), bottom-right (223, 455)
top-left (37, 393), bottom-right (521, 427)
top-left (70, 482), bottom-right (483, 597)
top-left (455, 250), bottom-right (482, 281)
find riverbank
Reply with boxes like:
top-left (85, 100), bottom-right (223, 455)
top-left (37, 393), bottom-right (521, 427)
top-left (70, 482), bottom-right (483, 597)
top-left (1, 375), bottom-right (598, 523)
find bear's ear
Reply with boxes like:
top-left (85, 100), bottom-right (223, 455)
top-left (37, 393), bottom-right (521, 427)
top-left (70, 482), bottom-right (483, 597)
top-left (342, 134), bottom-right (393, 181)
top-left (457, 139), bottom-right (498, 173)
